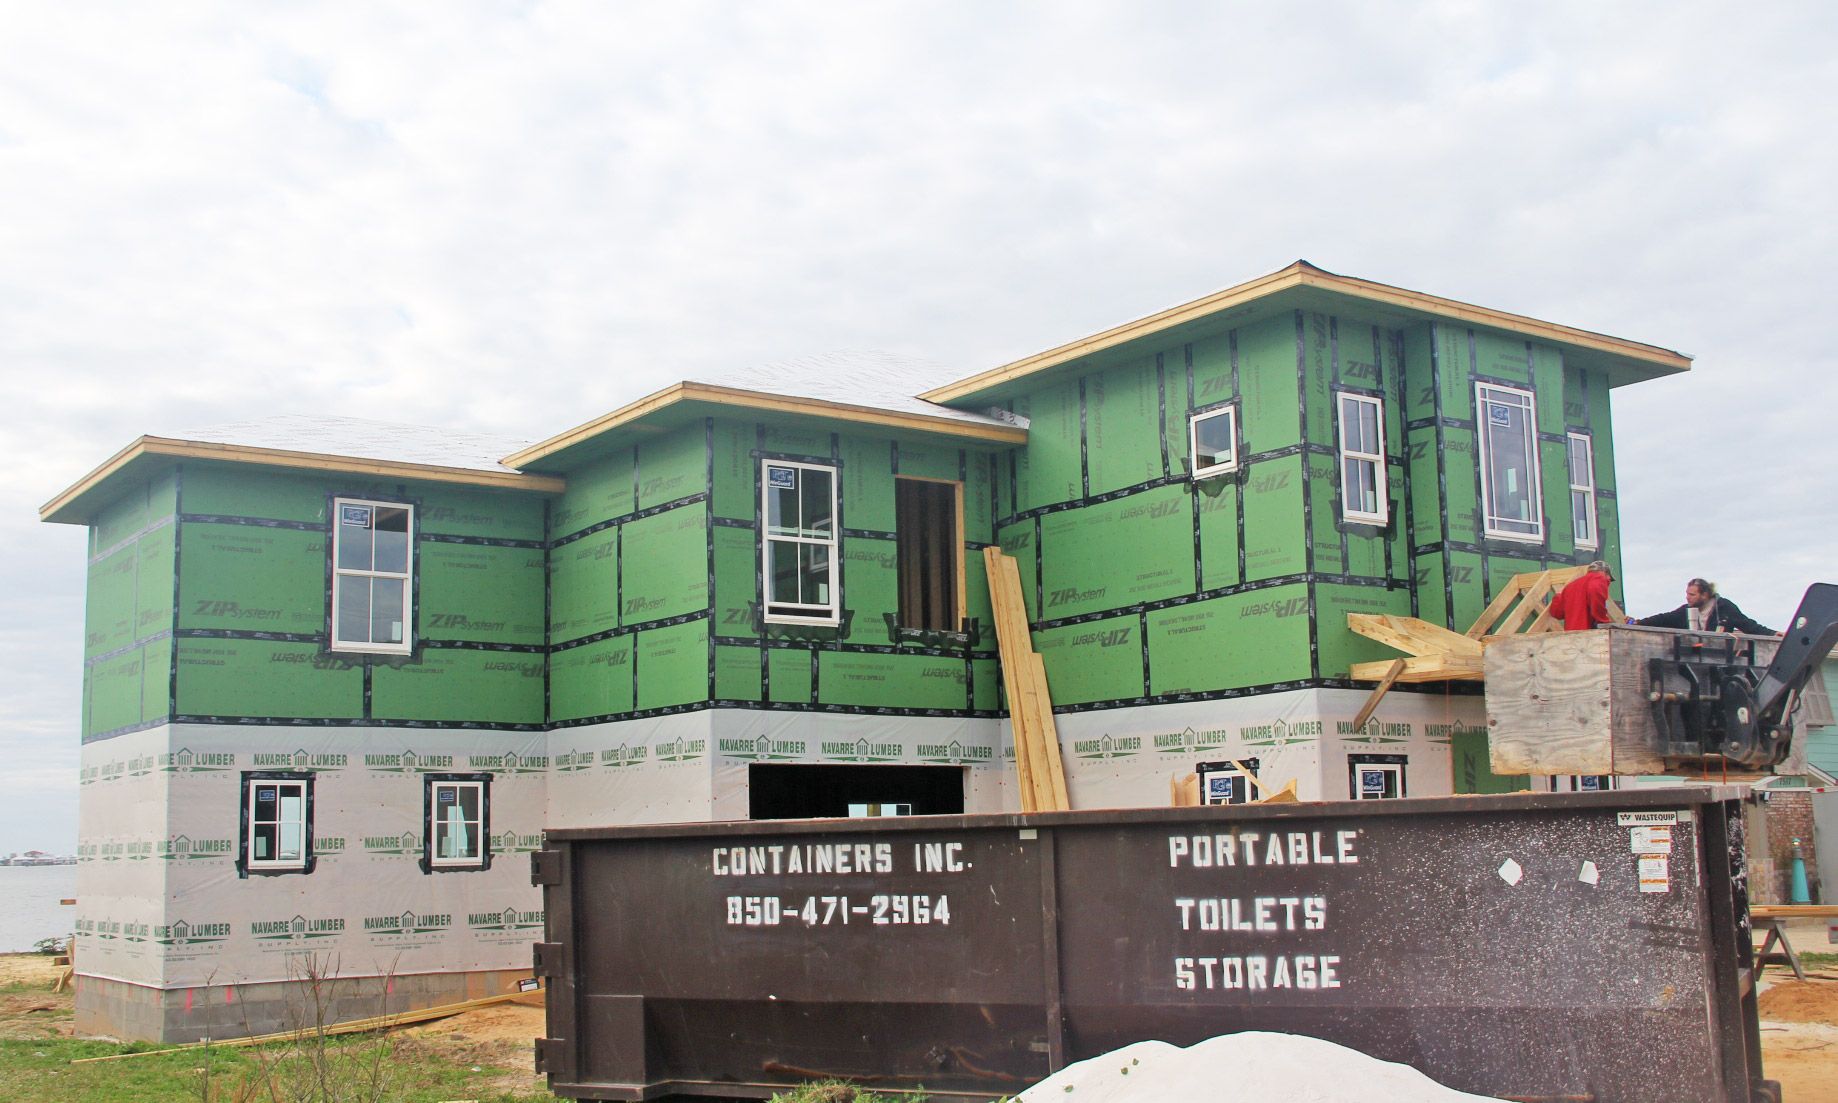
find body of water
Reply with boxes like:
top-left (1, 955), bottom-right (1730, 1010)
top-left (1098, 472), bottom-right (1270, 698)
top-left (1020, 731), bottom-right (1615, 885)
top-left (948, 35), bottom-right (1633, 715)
top-left (0, 865), bottom-right (79, 953)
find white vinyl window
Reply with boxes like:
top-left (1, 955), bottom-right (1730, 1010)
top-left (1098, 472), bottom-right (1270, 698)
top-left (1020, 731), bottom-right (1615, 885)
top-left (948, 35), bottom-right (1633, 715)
top-left (1476, 383), bottom-right (1544, 542)
top-left (1183, 402), bottom-right (1242, 474)
top-left (246, 777), bottom-right (310, 871)
top-left (428, 779), bottom-right (487, 869)
top-left (1188, 406), bottom-right (1238, 479)
top-left (1567, 432), bottom-right (1597, 550)
top-left (1337, 393), bottom-right (1387, 525)
top-left (1350, 760), bottom-right (1405, 801)
top-left (762, 461), bottom-right (839, 624)
top-left (332, 499), bottom-right (414, 653)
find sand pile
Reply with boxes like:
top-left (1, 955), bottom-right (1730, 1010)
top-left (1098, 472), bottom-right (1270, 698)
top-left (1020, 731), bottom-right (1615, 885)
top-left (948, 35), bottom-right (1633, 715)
top-left (1014, 1032), bottom-right (1507, 1102)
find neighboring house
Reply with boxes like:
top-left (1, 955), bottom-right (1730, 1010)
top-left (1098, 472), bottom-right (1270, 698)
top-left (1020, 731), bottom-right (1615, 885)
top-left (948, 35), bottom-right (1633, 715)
top-left (42, 261), bottom-right (1688, 1039)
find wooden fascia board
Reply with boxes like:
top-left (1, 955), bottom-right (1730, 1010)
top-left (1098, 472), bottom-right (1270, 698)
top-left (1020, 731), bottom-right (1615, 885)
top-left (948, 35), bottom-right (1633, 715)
top-left (40, 436), bottom-right (562, 525)
top-left (503, 381), bottom-right (1028, 468)
top-left (919, 262), bottom-right (1691, 404)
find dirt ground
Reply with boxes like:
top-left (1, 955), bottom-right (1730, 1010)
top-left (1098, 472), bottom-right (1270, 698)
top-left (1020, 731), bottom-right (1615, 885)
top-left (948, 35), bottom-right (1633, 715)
top-left (1755, 922), bottom-right (1838, 1103)
top-left (397, 994), bottom-right (548, 1097)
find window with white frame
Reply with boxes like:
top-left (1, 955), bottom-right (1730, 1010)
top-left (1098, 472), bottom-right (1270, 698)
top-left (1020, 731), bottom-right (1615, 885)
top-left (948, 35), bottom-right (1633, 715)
top-left (1348, 756), bottom-right (1406, 800)
top-left (425, 776), bottom-right (489, 871)
top-left (1476, 383), bottom-right (1544, 542)
top-left (244, 774), bottom-right (311, 872)
top-left (332, 499), bottom-right (414, 653)
top-left (1337, 393), bottom-right (1387, 524)
top-left (762, 461), bottom-right (839, 624)
top-left (1188, 405), bottom-right (1238, 479)
top-left (1567, 432), bottom-right (1597, 550)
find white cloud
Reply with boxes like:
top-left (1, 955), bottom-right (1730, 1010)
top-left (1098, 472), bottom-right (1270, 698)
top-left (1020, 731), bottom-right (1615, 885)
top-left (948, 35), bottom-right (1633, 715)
top-left (3, 1), bottom-right (1836, 847)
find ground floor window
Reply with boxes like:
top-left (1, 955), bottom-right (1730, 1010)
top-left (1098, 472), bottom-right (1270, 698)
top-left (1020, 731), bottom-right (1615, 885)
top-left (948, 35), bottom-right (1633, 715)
top-left (1196, 758), bottom-right (1260, 805)
top-left (1348, 754), bottom-right (1407, 800)
top-left (424, 774), bottom-right (492, 872)
top-left (748, 763), bottom-right (965, 819)
top-left (241, 772), bottom-right (313, 875)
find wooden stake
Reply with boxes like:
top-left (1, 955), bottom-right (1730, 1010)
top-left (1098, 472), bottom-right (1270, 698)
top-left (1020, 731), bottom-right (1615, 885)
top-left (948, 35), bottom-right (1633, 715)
top-left (1351, 659), bottom-right (1407, 729)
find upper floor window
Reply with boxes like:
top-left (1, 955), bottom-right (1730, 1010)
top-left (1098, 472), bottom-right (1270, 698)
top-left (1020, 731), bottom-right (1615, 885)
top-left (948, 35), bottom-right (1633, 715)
top-left (762, 461), bottom-right (839, 624)
top-left (1566, 432), bottom-right (1597, 550)
top-left (332, 499), bottom-right (414, 653)
top-left (1188, 405), bottom-right (1238, 479)
top-left (895, 477), bottom-right (961, 632)
top-left (242, 773), bottom-right (312, 875)
top-left (1336, 393), bottom-right (1387, 525)
top-left (1476, 383), bottom-right (1543, 543)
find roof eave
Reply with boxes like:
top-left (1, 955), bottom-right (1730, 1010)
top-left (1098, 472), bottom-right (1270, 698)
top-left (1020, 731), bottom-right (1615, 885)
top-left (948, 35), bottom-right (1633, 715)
top-left (920, 261), bottom-right (1692, 405)
top-left (504, 381), bottom-right (1029, 470)
top-left (40, 436), bottom-right (564, 526)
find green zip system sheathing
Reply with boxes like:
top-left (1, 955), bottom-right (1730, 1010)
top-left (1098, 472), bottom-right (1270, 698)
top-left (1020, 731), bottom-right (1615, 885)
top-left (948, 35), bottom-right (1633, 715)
top-left (83, 472), bottom-right (178, 740)
top-left (81, 463), bottom-right (550, 740)
top-left (990, 309), bottom-right (1620, 715)
top-left (546, 418), bottom-right (1004, 728)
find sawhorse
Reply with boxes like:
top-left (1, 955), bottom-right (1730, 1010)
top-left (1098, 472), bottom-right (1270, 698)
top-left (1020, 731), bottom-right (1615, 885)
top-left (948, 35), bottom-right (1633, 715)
top-left (1751, 904), bottom-right (1838, 981)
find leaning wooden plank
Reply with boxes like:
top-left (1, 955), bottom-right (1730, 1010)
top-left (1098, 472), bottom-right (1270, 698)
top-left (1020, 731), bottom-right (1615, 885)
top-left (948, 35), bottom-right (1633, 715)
top-left (1028, 653), bottom-right (1071, 811)
top-left (981, 548), bottom-right (1040, 810)
top-left (1349, 654), bottom-right (1483, 682)
top-left (1351, 658), bottom-right (1408, 729)
top-left (70, 990), bottom-right (537, 1063)
top-left (1014, 662), bottom-right (1054, 812)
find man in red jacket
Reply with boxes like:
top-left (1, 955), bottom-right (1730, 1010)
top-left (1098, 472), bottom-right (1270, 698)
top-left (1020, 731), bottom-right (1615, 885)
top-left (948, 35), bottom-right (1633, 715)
top-left (1549, 561), bottom-right (1615, 631)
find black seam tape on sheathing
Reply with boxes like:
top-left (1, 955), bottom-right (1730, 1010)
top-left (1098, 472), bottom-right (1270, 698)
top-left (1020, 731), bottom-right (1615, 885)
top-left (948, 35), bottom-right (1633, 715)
top-left (171, 714), bottom-right (549, 732)
top-left (169, 468), bottom-right (185, 720)
top-left (547, 699), bottom-right (1007, 730)
top-left (415, 639), bottom-right (547, 654)
top-left (81, 716), bottom-right (171, 745)
top-left (1156, 352), bottom-right (1170, 479)
top-left (420, 533), bottom-right (545, 550)
top-left (1078, 375), bottom-right (1091, 500)
top-left (89, 514), bottom-right (178, 566)
top-left (85, 629), bottom-right (177, 665)
top-left (706, 418), bottom-right (719, 702)
top-left (712, 634), bottom-right (999, 660)
top-left (175, 629), bottom-right (323, 644)
top-left (1045, 675), bottom-right (1483, 717)
top-left (750, 449), bottom-right (843, 469)
top-left (1429, 323), bottom-right (1456, 627)
top-left (542, 498), bottom-right (553, 723)
top-left (178, 513), bottom-right (322, 532)
top-left (550, 493), bottom-right (709, 550)
top-left (1294, 311), bottom-right (1319, 683)
top-left (1027, 571), bottom-right (1393, 633)
top-left (713, 515), bottom-right (755, 530)
top-left (549, 609), bottom-right (712, 654)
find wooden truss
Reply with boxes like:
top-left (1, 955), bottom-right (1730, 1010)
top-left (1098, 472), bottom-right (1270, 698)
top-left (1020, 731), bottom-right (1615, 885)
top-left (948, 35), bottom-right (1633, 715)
top-left (1346, 566), bottom-right (1627, 725)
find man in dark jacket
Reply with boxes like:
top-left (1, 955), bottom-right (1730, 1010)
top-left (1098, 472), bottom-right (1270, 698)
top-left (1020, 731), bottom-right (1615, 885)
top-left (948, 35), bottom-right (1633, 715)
top-left (1637, 578), bottom-right (1777, 635)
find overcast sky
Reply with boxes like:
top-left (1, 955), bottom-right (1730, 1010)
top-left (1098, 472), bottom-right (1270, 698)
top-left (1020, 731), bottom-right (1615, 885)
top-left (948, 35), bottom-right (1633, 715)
top-left (3, 2), bottom-right (1834, 850)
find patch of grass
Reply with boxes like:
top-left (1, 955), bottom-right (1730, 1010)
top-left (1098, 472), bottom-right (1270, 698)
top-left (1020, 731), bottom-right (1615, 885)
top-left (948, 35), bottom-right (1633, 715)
top-left (768, 1081), bottom-right (938, 1103)
top-left (0, 1035), bottom-right (557, 1103)
top-left (1798, 951), bottom-right (1838, 969)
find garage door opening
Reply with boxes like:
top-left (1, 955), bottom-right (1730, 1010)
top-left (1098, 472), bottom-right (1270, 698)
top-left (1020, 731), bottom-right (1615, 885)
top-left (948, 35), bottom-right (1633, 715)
top-left (747, 764), bottom-right (966, 820)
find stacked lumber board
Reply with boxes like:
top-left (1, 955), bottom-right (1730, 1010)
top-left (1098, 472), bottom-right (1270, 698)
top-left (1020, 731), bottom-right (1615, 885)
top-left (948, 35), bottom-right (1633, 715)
top-left (982, 547), bottom-right (1070, 811)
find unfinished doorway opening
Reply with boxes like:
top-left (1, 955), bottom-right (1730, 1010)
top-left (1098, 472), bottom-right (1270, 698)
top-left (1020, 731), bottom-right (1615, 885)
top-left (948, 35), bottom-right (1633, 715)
top-left (895, 477), bottom-right (961, 631)
top-left (747, 764), bottom-right (966, 820)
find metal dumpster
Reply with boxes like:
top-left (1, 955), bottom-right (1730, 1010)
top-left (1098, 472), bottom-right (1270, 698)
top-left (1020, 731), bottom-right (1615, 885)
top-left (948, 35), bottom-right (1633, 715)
top-left (532, 789), bottom-right (1775, 1103)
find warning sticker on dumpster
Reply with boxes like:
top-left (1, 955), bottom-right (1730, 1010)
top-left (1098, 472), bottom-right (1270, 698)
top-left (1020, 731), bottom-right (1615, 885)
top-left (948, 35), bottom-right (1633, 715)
top-left (1630, 826), bottom-right (1673, 854)
top-left (1617, 811), bottom-right (1679, 826)
top-left (1638, 855), bottom-right (1670, 892)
